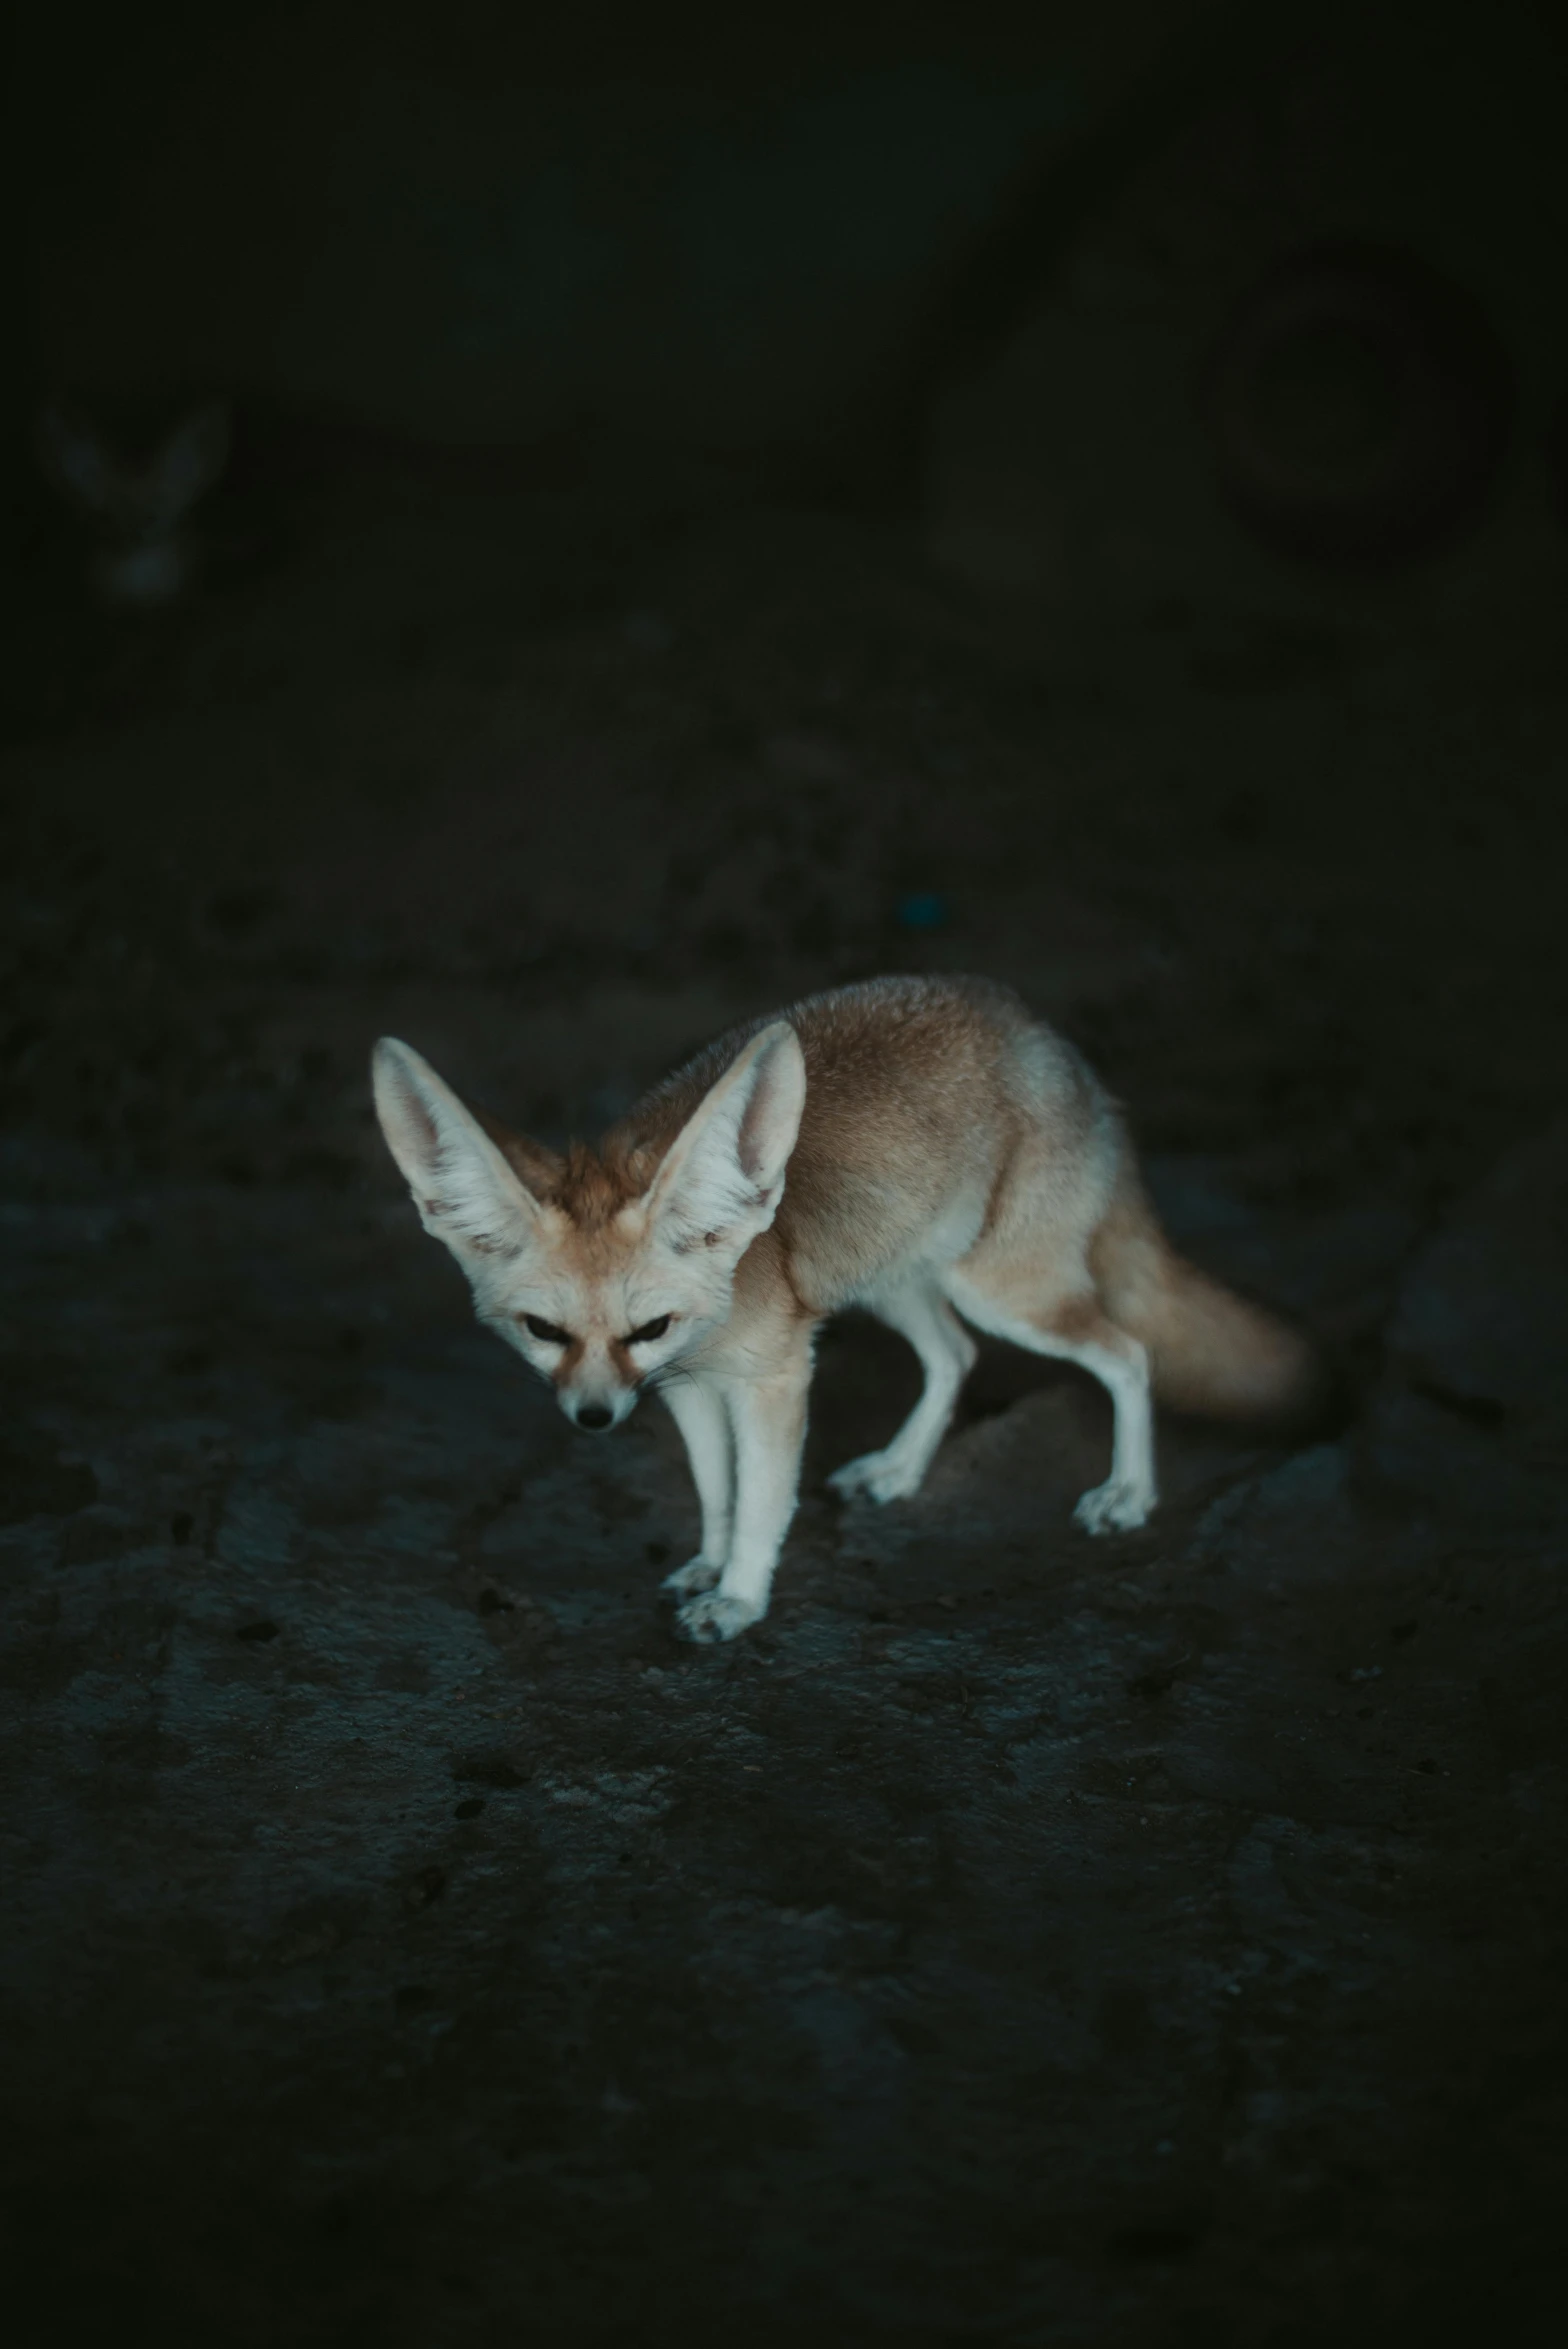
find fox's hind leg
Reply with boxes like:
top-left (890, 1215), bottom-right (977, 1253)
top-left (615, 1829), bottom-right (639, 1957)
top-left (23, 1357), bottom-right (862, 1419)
top-left (944, 1274), bottom-right (1156, 1533)
top-left (829, 1278), bottom-right (978, 1504)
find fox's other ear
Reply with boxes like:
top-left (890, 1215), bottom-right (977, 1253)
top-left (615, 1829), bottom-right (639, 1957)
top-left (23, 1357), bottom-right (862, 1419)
top-left (37, 406), bottom-right (118, 512)
top-left (372, 1037), bottom-right (542, 1264)
top-left (645, 1021), bottom-right (806, 1257)
top-left (150, 403), bottom-right (230, 520)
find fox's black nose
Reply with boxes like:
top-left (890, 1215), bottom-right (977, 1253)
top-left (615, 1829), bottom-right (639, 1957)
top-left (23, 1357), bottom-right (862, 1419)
top-left (575, 1404), bottom-right (613, 1431)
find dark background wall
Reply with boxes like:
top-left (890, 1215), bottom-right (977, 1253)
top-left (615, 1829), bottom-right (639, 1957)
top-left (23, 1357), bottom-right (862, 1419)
top-left (10, 1), bottom-right (1566, 536)
top-left (16, 1), bottom-right (1198, 449)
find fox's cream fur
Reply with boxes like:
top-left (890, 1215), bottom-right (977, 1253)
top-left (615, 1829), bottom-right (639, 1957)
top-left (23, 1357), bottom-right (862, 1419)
top-left (373, 977), bottom-right (1317, 1641)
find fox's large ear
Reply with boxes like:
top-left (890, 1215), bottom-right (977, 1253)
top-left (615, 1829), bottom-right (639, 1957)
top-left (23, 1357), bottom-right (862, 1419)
top-left (644, 1021), bottom-right (806, 1257)
top-left (37, 406), bottom-right (117, 512)
top-left (149, 404), bottom-right (230, 521)
top-left (372, 1037), bottom-right (542, 1265)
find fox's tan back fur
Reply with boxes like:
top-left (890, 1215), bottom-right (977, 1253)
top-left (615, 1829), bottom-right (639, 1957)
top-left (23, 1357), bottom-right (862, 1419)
top-left (602, 976), bottom-right (1313, 1420)
top-left (620, 979), bottom-right (1048, 1299)
top-left (373, 975), bottom-right (1320, 1642)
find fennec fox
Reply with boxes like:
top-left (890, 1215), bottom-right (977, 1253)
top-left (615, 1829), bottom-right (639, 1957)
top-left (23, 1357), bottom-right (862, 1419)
top-left (373, 976), bottom-right (1317, 1643)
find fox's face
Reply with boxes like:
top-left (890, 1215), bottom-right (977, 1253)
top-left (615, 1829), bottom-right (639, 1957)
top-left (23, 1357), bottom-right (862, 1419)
top-left (371, 1025), bottom-right (806, 1432)
top-left (466, 1211), bottom-right (749, 1431)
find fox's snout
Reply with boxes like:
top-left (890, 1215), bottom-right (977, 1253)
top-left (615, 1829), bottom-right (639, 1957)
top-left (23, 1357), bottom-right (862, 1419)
top-left (554, 1371), bottom-right (641, 1434)
top-left (564, 1391), bottom-right (636, 1433)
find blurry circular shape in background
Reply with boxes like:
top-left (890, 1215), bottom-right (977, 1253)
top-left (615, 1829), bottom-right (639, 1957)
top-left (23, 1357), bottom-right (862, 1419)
top-left (1203, 242), bottom-right (1512, 564)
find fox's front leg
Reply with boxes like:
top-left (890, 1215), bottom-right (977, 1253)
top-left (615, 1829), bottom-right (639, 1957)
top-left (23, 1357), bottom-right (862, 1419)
top-left (659, 1378), bottom-right (734, 1596)
top-left (676, 1340), bottom-right (813, 1644)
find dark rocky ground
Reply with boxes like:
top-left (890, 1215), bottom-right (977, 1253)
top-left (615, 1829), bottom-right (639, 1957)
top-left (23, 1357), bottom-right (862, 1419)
top-left (2, 445), bottom-right (1566, 2344)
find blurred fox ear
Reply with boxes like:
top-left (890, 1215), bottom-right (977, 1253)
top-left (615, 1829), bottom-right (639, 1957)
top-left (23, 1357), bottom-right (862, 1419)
top-left (372, 1037), bottom-right (543, 1264)
top-left (150, 404), bottom-right (230, 517)
top-left (37, 406), bottom-right (118, 510)
top-left (645, 1022), bottom-right (806, 1257)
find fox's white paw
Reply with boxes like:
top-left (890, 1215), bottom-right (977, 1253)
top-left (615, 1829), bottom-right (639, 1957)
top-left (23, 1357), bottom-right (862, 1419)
top-left (828, 1449), bottom-right (926, 1506)
top-left (662, 1555), bottom-right (722, 1597)
top-left (675, 1590), bottom-right (764, 1644)
top-left (1073, 1477), bottom-right (1154, 1536)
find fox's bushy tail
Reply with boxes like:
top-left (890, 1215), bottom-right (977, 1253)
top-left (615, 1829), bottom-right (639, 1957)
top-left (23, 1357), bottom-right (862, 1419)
top-left (1090, 1184), bottom-right (1323, 1423)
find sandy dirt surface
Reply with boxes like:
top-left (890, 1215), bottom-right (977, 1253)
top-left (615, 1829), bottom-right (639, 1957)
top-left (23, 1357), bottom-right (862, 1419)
top-left (2, 458), bottom-right (1565, 2343)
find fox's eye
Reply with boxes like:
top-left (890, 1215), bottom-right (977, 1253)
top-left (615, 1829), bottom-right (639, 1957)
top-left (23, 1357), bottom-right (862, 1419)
top-left (522, 1314), bottom-right (570, 1345)
top-left (625, 1315), bottom-right (672, 1345)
